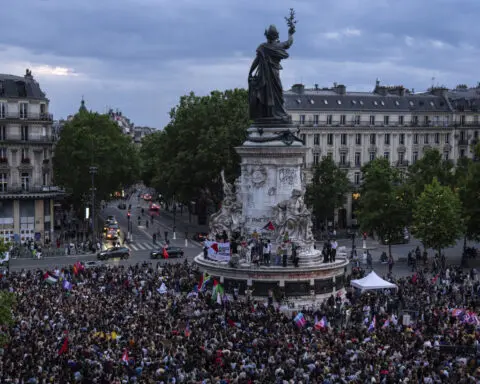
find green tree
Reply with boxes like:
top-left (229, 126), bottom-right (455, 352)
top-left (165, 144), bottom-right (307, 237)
top-left (407, 148), bottom-right (454, 196)
top-left (0, 239), bottom-right (15, 344)
top-left (140, 89), bottom-right (249, 207)
top-left (412, 177), bottom-right (463, 257)
top-left (305, 156), bottom-right (350, 229)
top-left (456, 158), bottom-right (480, 242)
top-left (53, 110), bottom-right (139, 213)
top-left (356, 158), bottom-right (410, 256)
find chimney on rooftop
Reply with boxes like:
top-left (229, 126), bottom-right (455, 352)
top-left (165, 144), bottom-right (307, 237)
top-left (291, 84), bottom-right (305, 94)
top-left (334, 84), bottom-right (346, 95)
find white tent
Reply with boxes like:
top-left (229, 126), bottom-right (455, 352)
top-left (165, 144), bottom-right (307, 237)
top-left (350, 271), bottom-right (397, 291)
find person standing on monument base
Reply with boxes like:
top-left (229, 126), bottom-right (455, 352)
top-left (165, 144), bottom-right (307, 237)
top-left (331, 238), bottom-right (338, 263)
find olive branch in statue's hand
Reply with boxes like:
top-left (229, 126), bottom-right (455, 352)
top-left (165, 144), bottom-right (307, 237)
top-left (285, 8), bottom-right (297, 35)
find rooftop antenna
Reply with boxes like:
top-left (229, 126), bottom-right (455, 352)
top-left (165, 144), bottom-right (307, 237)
top-left (431, 77), bottom-right (435, 88)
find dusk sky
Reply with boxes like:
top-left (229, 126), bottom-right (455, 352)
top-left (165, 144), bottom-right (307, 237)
top-left (1, 0), bottom-right (478, 129)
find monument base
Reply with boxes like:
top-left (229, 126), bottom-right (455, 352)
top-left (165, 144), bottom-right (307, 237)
top-left (194, 254), bottom-right (348, 305)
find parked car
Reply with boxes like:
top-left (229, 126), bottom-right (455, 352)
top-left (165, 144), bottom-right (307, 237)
top-left (192, 232), bottom-right (208, 242)
top-left (150, 246), bottom-right (184, 259)
top-left (83, 260), bottom-right (104, 269)
top-left (97, 246), bottom-right (130, 260)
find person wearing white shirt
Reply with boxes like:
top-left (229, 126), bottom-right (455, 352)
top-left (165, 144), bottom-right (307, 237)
top-left (331, 239), bottom-right (338, 262)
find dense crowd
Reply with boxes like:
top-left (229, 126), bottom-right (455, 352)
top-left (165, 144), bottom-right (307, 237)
top-left (0, 261), bottom-right (479, 383)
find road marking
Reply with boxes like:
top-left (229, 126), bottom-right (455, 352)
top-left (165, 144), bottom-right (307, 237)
top-left (137, 243), bottom-right (148, 250)
top-left (127, 244), bottom-right (138, 251)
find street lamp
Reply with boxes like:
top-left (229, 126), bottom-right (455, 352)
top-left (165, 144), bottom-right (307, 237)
top-left (173, 195), bottom-right (177, 240)
top-left (89, 166), bottom-right (98, 242)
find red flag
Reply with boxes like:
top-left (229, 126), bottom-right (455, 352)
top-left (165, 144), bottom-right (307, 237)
top-left (163, 247), bottom-right (169, 259)
top-left (432, 274), bottom-right (440, 284)
top-left (262, 221), bottom-right (275, 231)
top-left (58, 334), bottom-right (68, 356)
top-left (211, 243), bottom-right (219, 253)
top-left (121, 349), bottom-right (129, 364)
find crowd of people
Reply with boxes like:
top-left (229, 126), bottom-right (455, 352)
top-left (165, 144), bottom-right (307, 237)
top-left (0, 260), bottom-right (479, 383)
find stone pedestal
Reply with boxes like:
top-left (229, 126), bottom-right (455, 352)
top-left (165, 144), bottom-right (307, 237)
top-left (235, 120), bottom-right (308, 235)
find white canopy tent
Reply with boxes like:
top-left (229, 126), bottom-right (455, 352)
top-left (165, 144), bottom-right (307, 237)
top-left (350, 271), bottom-right (397, 291)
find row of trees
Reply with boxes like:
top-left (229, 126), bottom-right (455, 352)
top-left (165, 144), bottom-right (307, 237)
top-left (53, 108), bottom-right (140, 214)
top-left (306, 146), bottom-right (480, 257)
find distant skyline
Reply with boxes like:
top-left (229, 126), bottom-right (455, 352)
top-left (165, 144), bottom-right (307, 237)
top-left (1, 0), bottom-right (480, 129)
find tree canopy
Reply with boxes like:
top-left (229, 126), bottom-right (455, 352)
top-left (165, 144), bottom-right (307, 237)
top-left (53, 110), bottom-right (139, 211)
top-left (412, 177), bottom-right (463, 255)
top-left (305, 156), bottom-right (350, 226)
top-left (356, 158), bottom-right (410, 255)
top-left (140, 89), bottom-right (249, 205)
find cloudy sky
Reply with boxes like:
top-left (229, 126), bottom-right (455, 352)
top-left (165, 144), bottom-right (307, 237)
top-left (1, 0), bottom-right (478, 128)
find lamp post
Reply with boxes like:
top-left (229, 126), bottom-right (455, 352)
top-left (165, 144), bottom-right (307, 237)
top-left (173, 195), bottom-right (177, 240)
top-left (89, 166), bottom-right (98, 242)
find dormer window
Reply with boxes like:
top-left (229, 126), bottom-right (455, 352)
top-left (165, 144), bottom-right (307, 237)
top-left (323, 100), bottom-right (328, 105)
top-left (352, 100), bottom-right (357, 105)
top-left (409, 101), bottom-right (414, 106)
top-left (430, 101), bottom-right (435, 107)
top-left (395, 101), bottom-right (400, 106)
top-left (309, 99), bottom-right (314, 105)
top-left (296, 99), bottom-right (301, 104)
top-left (337, 100), bottom-right (342, 105)
top-left (373, 101), bottom-right (378, 106)
top-left (380, 101), bottom-right (385, 106)
top-left (359, 100), bottom-right (364, 106)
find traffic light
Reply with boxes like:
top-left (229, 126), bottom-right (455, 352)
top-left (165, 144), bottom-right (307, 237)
top-left (127, 211), bottom-right (131, 219)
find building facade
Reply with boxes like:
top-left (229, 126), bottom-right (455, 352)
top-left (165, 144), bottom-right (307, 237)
top-left (285, 81), bottom-right (480, 228)
top-left (0, 70), bottom-right (63, 244)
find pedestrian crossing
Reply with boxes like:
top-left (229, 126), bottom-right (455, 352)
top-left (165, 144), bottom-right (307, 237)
top-left (124, 242), bottom-right (158, 252)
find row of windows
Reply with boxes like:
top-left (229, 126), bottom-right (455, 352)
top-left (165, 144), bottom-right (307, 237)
top-left (302, 132), bottom-right (456, 146)
top-left (0, 172), bottom-right (50, 192)
top-left (0, 125), bottom-right (48, 141)
top-left (0, 147), bottom-right (50, 161)
top-left (0, 102), bottom-right (47, 118)
top-left (297, 98), bottom-right (443, 108)
top-left (297, 114), bottom-right (478, 126)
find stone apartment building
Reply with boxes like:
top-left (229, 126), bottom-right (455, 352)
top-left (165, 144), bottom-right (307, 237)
top-left (285, 81), bottom-right (480, 228)
top-left (0, 70), bottom-right (63, 244)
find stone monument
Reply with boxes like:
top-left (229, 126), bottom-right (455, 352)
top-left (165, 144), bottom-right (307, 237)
top-left (196, 10), bottom-right (347, 304)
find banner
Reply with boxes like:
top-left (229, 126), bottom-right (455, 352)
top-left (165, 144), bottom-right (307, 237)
top-left (205, 241), bottom-right (231, 262)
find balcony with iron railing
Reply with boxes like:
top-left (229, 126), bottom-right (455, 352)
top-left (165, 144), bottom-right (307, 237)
top-left (338, 161), bottom-right (351, 169)
top-left (2, 134), bottom-right (54, 145)
top-left (396, 160), bottom-right (410, 167)
top-left (0, 112), bottom-right (53, 121)
top-left (458, 139), bottom-right (469, 146)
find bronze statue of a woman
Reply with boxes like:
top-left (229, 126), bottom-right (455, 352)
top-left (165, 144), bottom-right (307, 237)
top-left (248, 9), bottom-right (297, 123)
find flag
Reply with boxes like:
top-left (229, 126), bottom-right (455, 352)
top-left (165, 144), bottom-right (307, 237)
top-left (227, 319), bottom-right (241, 328)
top-left (212, 282), bottom-right (224, 303)
top-left (432, 274), bottom-right (440, 284)
top-left (294, 313), bottom-right (306, 328)
top-left (452, 308), bottom-right (464, 317)
top-left (184, 321), bottom-right (191, 337)
top-left (157, 282), bottom-right (167, 294)
top-left (73, 264), bottom-right (78, 276)
top-left (121, 349), bottom-right (129, 364)
top-left (262, 221), bottom-right (275, 231)
top-left (199, 273), bottom-right (211, 291)
top-left (391, 314), bottom-right (398, 326)
top-left (58, 333), bottom-right (68, 355)
top-left (163, 247), bottom-right (169, 259)
top-left (62, 280), bottom-right (73, 291)
top-left (368, 316), bottom-right (376, 332)
top-left (44, 273), bottom-right (58, 285)
top-left (314, 315), bottom-right (327, 330)
top-left (382, 318), bottom-right (390, 329)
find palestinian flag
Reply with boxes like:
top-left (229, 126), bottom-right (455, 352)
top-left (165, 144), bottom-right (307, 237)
top-left (212, 280), bottom-right (224, 304)
top-left (262, 221), bottom-right (275, 231)
top-left (44, 272), bottom-right (58, 285)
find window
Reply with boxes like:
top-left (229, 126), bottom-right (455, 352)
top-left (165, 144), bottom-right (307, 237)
top-left (327, 152), bottom-right (333, 159)
top-left (355, 134), bottom-right (362, 145)
top-left (354, 172), bottom-right (361, 185)
top-left (412, 151), bottom-right (418, 164)
top-left (341, 133), bottom-right (347, 145)
top-left (444, 151), bottom-right (449, 161)
top-left (337, 100), bottom-right (342, 105)
top-left (40, 104), bottom-right (46, 115)
top-left (21, 172), bottom-right (30, 191)
top-left (354, 152), bottom-right (361, 166)
top-left (412, 116), bottom-right (418, 125)
top-left (19, 103), bottom-right (28, 119)
top-left (369, 115), bottom-right (375, 125)
top-left (0, 147), bottom-right (6, 161)
top-left (424, 116), bottom-right (429, 125)
top-left (21, 125), bottom-right (28, 141)
top-left (460, 115), bottom-right (466, 126)
top-left (434, 133), bottom-right (440, 144)
top-left (323, 100), bottom-right (328, 105)
top-left (475, 116), bottom-right (479, 124)
top-left (0, 102), bottom-right (5, 118)
top-left (0, 173), bottom-right (7, 192)
top-left (399, 133), bottom-right (405, 145)
top-left (327, 133), bottom-right (333, 145)
top-left (340, 153), bottom-right (347, 164)
top-left (369, 152), bottom-right (376, 161)
top-left (21, 148), bottom-right (28, 160)
top-left (42, 172), bottom-right (49, 186)
top-left (398, 152), bottom-right (405, 162)
top-left (399, 116), bottom-right (404, 125)
top-left (413, 134), bottom-right (419, 145)
top-left (384, 133), bottom-right (390, 145)
top-left (474, 131), bottom-right (478, 139)
top-left (299, 115), bottom-right (305, 124)
top-left (313, 115), bottom-right (319, 125)
top-left (326, 115), bottom-right (333, 125)
top-left (409, 101), bottom-right (414, 107)
top-left (424, 134), bottom-right (429, 144)
top-left (314, 134), bottom-right (320, 146)
top-left (0, 126), bottom-right (5, 140)
top-left (460, 131), bottom-right (466, 141)
top-left (300, 134), bottom-right (306, 144)
top-left (460, 149), bottom-right (465, 157)
top-left (383, 151), bottom-right (390, 160)
top-left (313, 153), bottom-right (319, 165)
top-left (340, 115), bottom-right (346, 125)
top-left (445, 133), bottom-right (450, 144)
top-left (369, 134), bottom-right (376, 145)
top-left (384, 116), bottom-right (389, 125)
top-left (354, 115), bottom-right (361, 125)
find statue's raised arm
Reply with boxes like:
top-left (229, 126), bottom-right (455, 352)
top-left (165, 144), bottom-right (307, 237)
top-left (248, 9), bottom-right (298, 123)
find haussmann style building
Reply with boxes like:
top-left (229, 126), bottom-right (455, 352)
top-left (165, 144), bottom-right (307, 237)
top-left (285, 81), bottom-right (480, 228)
top-left (0, 69), bottom-right (64, 244)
